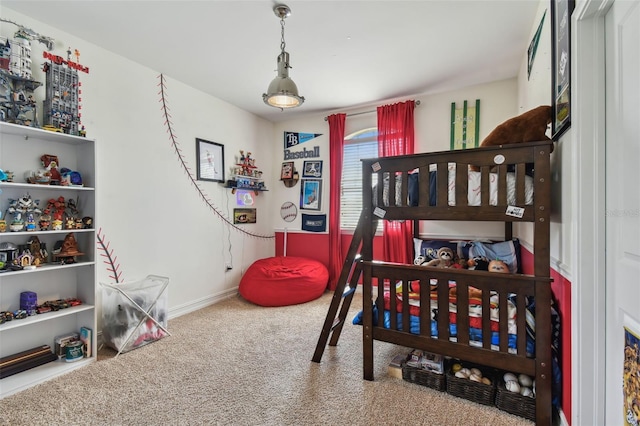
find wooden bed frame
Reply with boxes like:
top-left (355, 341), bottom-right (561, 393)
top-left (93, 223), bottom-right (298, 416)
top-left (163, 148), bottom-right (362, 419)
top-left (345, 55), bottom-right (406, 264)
top-left (356, 141), bottom-right (554, 424)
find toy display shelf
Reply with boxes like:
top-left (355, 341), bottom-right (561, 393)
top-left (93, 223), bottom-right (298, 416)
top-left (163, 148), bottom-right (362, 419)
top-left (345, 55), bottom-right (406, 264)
top-left (1, 120), bottom-right (97, 399)
top-left (0, 182), bottom-right (93, 191)
top-left (0, 304), bottom-right (94, 332)
top-left (0, 355), bottom-right (94, 398)
top-left (0, 260), bottom-right (96, 277)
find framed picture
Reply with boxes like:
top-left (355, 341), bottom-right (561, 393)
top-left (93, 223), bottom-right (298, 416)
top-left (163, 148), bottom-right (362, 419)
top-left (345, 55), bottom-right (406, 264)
top-left (233, 208), bottom-right (256, 224)
top-left (196, 138), bottom-right (225, 182)
top-left (300, 179), bottom-right (322, 211)
top-left (302, 160), bottom-right (323, 178)
top-left (281, 161), bottom-right (294, 180)
top-left (550, 0), bottom-right (574, 140)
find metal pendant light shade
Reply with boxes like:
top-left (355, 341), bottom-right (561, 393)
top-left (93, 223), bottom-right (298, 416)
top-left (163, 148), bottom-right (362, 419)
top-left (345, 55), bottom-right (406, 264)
top-left (263, 4), bottom-right (305, 109)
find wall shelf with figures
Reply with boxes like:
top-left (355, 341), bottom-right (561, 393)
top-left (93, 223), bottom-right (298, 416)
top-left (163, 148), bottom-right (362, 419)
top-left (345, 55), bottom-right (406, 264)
top-left (223, 150), bottom-right (268, 195)
top-left (0, 121), bottom-right (97, 399)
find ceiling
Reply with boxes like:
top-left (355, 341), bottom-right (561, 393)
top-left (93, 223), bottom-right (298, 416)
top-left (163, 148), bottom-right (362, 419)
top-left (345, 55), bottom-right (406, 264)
top-left (1, 0), bottom-right (540, 123)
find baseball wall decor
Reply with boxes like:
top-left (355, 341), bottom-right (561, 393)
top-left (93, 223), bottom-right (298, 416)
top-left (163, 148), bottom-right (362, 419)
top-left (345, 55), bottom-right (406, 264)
top-left (280, 201), bottom-right (298, 222)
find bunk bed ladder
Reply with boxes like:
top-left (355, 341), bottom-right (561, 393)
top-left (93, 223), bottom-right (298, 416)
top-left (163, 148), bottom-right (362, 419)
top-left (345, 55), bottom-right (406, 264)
top-left (312, 213), bottom-right (371, 363)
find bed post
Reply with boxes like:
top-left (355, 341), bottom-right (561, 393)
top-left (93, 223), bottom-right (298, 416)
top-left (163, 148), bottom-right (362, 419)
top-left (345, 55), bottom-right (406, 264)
top-left (361, 159), bottom-right (375, 381)
top-left (533, 142), bottom-right (553, 425)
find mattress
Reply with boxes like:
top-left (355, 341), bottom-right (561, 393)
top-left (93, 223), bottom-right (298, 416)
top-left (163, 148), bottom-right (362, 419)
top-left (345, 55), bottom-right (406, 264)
top-left (377, 165), bottom-right (534, 207)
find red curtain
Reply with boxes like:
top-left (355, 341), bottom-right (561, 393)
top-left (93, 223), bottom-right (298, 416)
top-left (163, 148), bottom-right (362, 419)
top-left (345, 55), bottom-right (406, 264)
top-left (377, 101), bottom-right (415, 264)
top-left (327, 113), bottom-right (346, 290)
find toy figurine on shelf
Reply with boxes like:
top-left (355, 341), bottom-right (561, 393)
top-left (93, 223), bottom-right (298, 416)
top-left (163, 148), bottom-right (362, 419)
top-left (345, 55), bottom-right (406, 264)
top-left (45, 196), bottom-right (65, 230)
top-left (52, 233), bottom-right (83, 264)
top-left (5, 194), bottom-right (41, 232)
top-left (27, 236), bottom-right (47, 266)
top-left (40, 154), bottom-right (61, 185)
top-left (25, 212), bottom-right (37, 231)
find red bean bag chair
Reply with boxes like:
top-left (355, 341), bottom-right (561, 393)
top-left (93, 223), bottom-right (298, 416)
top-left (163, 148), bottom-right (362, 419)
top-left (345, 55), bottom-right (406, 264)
top-left (239, 256), bottom-right (328, 307)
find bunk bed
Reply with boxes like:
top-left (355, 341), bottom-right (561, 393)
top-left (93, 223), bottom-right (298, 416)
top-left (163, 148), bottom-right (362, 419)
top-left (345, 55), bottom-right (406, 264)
top-left (358, 141), bottom-right (554, 424)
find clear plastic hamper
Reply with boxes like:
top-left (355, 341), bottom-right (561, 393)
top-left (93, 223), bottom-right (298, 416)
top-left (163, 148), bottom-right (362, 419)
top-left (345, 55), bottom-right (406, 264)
top-left (101, 275), bottom-right (170, 355)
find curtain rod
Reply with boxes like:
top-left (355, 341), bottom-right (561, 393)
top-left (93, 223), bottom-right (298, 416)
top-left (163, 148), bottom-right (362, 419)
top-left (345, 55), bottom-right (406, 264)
top-left (324, 100), bottom-right (420, 121)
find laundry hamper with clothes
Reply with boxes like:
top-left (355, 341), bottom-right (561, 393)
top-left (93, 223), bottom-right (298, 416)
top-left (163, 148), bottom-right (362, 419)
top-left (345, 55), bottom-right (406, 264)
top-left (101, 275), bottom-right (170, 356)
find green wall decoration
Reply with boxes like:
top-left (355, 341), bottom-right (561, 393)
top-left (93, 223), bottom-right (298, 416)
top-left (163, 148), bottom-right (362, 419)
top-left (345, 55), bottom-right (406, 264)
top-left (450, 99), bottom-right (480, 150)
top-left (528, 10), bottom-right (547, 80)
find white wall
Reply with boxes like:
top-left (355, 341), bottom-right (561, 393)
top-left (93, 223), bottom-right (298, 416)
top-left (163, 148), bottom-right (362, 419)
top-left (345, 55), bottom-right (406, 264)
top-left (514, 0), bottom-right (572, 277)
top-left (271, 78), bottom-right (521, 241)
top-left (1, 9), bottom-right (275, 323)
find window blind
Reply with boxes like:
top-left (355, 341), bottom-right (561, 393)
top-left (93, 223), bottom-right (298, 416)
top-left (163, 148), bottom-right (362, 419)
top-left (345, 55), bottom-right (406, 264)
top-left (341, 133), bottom-right (380, 231)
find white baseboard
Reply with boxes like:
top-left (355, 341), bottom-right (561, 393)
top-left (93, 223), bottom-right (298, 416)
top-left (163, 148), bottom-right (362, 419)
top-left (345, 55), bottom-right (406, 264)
top-left (168, 288), bottom-right (238, 320)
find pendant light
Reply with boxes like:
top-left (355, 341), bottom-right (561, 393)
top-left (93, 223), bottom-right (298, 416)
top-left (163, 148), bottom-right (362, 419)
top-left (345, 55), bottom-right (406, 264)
top-left (262, 4), bottom-right (305, 109)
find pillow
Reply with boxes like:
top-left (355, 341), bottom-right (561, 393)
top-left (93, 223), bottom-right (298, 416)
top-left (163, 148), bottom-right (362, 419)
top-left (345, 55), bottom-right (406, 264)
top-left (413, 237), bottom-right (522, 274)
top-left (463, 239), bottom-right (522, 274)
top-left (413, 238), bottom-right (465, 264)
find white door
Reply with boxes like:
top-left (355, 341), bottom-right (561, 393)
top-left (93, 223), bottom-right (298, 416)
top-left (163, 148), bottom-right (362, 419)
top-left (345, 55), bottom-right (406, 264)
top-left (605, 1), bottom-right (640, 424)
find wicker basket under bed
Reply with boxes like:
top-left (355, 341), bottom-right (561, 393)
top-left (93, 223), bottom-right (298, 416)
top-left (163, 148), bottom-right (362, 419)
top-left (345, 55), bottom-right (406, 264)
top-left (495, 379), bottom-right (536, 421)
top-left (446, 364), bottom-right (496, 406)
top-left (401, 362), bottom-right (446, 392)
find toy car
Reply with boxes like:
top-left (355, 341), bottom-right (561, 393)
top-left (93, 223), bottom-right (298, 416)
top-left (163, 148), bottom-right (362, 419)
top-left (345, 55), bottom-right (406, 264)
top-left (42, 125), bottom-right (63, 133)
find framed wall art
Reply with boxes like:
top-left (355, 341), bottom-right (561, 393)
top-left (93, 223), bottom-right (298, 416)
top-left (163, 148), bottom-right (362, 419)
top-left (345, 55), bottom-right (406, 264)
top-left (196, 138), bottom-right (225, 182)
top-left (302, 160), bottom-right (323, 178)
top-left (280, 161), bottom-right (294, 180)
top-left (233, 208), bottom-right (256, 224)
top-left (550, 0), bottom-right (574, 140)
top-left (300, 179), bottom-right (322, 211)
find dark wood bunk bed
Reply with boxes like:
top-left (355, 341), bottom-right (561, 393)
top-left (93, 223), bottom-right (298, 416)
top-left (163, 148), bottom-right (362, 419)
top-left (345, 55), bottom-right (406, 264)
top-left (313, 140), bottom-right (554, 425)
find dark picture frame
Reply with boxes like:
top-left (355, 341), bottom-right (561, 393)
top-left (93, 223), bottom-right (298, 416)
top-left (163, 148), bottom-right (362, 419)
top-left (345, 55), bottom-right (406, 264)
top-left (233, 208), bottom-right (256, 224)
top-left (280, 161), bottom-right (294, 180)
top-left (550, 0), bottom-right (574, 140)
top-left (302, 160), bottom-right (323, 178)
top-left (196, 138), bottom-right (225, 182)
top-left (300, 179), bottom-right (322, 211)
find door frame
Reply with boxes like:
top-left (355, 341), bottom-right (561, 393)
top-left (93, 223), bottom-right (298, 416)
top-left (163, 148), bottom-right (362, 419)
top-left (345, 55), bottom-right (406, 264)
top-left (572, 0), bottom-right (613, 424)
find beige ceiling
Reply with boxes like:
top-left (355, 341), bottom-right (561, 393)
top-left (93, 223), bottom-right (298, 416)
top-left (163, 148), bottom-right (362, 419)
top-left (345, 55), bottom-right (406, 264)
top-left (1, 0), bottom-right (541, 123)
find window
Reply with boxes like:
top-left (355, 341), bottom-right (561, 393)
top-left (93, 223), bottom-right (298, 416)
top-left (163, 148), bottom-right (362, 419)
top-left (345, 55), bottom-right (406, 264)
top-left (341, 128), bottom-right (381, 231)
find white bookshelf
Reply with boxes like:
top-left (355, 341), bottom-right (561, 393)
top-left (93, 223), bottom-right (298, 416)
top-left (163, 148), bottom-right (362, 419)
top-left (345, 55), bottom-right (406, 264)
top-left (0, 122), bottom-right (97, 398)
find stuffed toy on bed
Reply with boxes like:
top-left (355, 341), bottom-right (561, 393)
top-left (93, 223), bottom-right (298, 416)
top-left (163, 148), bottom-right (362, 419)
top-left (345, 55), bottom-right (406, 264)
top-left (480, 105), bottom-right (553, 148)
top-left (470, 105), bottom-right (553, 171)
top-left (423, 247), bottom-right (455, 268)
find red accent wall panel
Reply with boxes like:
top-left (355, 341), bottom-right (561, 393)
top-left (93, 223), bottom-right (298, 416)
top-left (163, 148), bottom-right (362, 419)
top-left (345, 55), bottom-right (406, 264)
top-left (275, 232), bottom-right (383, 275)
top-left (521, 247), bottom-right (572, 423)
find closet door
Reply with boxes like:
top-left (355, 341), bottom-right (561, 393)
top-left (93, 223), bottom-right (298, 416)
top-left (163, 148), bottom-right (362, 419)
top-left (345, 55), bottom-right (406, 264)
top-left (604, 1), bottom-right (640, 424)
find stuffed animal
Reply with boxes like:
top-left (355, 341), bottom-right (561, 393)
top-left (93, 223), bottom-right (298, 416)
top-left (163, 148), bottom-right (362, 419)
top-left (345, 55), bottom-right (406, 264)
top-left (470, 105), bottom-right (553, 171)
top-left (424, 247), bottom-right (455, 268)
top-left (467, 256), bottom-right (490, 271)
top-left (480, 105), bottom-right (553, 148)
top-left (488, 259), bottom-right (509, 273)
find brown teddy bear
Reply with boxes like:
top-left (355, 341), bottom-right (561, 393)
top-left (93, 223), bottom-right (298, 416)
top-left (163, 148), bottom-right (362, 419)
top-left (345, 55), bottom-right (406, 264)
top-left (470, 105), bottom-right (553, 171)
top-left (480, 105), bottom-right (553, 147)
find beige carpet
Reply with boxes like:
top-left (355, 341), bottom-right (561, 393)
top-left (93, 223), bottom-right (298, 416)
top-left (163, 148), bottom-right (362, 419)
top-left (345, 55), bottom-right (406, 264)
top-left (0, 291), bottom-right (535, 425)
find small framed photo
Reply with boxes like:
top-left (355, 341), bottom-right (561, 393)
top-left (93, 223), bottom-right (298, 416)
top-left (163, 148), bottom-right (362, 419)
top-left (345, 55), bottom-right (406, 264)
top-left (300, 179), bottom-right (322, 211)
top-left (302, 160), bottom-right (323, 178)
top-left (196, 138), bottom-right (225, 182)
top-left (281, 161), bottom-right (294, 180)
top-left (233, 208), bottom-right (256, 224)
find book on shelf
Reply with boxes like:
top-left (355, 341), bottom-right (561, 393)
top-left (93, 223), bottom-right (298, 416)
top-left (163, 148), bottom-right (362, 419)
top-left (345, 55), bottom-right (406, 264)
top-left (0, 345), bottom-right (57, 379)
top-left (80, 326), bottom-right (92, 358)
